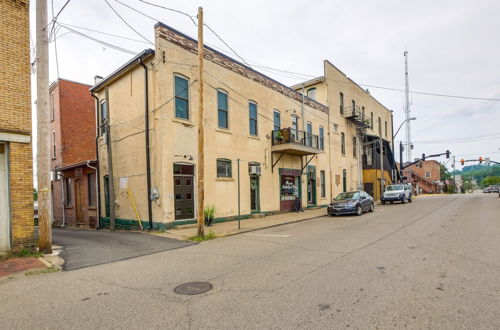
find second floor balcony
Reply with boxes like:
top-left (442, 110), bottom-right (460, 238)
top-left (271, 128), bottom-right (322, 156)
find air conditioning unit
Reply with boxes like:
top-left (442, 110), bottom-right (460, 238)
top-left (249, 165), bottom-right (262, 176)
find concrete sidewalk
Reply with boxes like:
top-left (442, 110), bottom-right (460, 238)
top-left (0, 257), bottom-right (48, 279)
top-left (156, 207), bottom-right (328, 240)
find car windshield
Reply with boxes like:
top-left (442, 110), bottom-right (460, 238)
top-left (334, 192), bottom-right (359, 201)
top-left (386, 185), bottom-right (404, 191)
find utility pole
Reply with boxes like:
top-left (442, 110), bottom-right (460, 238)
top-left (196, 7), bottom-right (205, 237)
top-left (452, 155), bottom-right (456, 191)
top-left (380, 137), bottom-right (384, 200)
top-left (36, 0), bottom-right (52, 253)
top-left (404, 51), bottom-right (412, 163)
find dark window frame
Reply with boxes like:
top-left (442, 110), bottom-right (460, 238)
top-left (174, 75), bottom-right (190, 120)
top-left (217, 158), bottom-right (232, 178)
top-left (319, 126), bottom-right (324, 150)
top-left (273, 110), bottom-right (281, 131)
top-left (353, 136), bottom-right (357, 157)
top-left (341, 132), bottom-right (346, 155)
top-left (339, 92), bottom-right (344, 115)
top-left (249, 101), bottom-right (258, 136)
top-left (320, 170), bottom-right (326, 198)
top-left (217, 89), bottom-right (229, 129)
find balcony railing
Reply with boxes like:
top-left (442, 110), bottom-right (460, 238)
top-left (272, 128), bottom-right (321, 151)
top-left (343, 105), bottom-right (370, 128)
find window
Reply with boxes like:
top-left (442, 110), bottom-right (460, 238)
top-left (291, 115), bottom-right (298, 140)
top-left (50, 92), bottom-right (55, 121)
top-left (378, 117), bottom-right (382, 136)
top-left (217, 90), bottom-right (228, 129)
top-left (385, 121), bottom-right (388, 138)
top-left (307, 87), bottom-right (317, 100)
top-left (174, 75), bottom-right (189, 120)
top-left (319, 126), bottom-right (324, 150)
top-left (249, 102), bottom-right (258, 136)
top-left (217, 158), bottom-right (232, 178)
top-left (352, 100), bottom-right (356, 114)
top-left (425, 171), bottom-right (431, 178)
top-left (306, 122), bottom-right (313, 147)
top-left (273, 110), bottom-right (281, 131)
top-left (339, 93), bottom-right (344, 114)
top-left (353, 136), bottom-right (357, 157)
top-left (362, 106), bottom-right (365, 120)
top-left (370, 112), bottom-right (374, 129)
top-left (341, 132), bottom-right (345, 155)
top-left (88, 173), bottom-right (96, 207)
top-left (51, 130), bottom-right (56, 159)
top-left (64, 177), bottom-right (72, 206)
top-left (100, 101), bottom-right (108, 135)
top-left (320, 170), bottom-right (326, 198)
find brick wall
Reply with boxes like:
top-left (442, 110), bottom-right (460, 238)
top-left (0, 0), bottom-right (34, 250)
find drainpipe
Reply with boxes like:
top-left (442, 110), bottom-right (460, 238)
top-left (90, 92), bottom-right (102, 229)
top-left (59, 170), bottom-right (66, 227)
top-left (139, 57), bottom-right (153, 231)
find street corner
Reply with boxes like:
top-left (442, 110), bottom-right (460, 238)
top-left (0, 257), bottom-right (49, 280)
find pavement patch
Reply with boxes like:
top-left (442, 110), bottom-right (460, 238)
top-left (174, 282), bottom-right (213, 295)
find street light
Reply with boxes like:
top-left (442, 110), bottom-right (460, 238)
top-left (393, 117), bottom-right (416, 140)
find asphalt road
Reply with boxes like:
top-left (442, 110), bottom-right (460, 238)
top-left (1, 193), bottom-right (499, 329)
top-left (53, 228), bottom-right (194, 270)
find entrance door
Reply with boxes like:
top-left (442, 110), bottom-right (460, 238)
top-left (250, 176), bottom-right (260, 212)
top-left (0, 143), bottom-right (9, 251)
top-left (75, 179), bottom-right (85, 225)
top-left (174, 164), bottom-right (195, 220)
top-left (307, 166), bottom-right (316, 205)
top-left (342, 169), bottom-right (347, 192)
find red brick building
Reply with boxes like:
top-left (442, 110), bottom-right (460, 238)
top-left (403, 160), bottom-right (443, 194)
top-left (50, 79), bottom-right (98, 228)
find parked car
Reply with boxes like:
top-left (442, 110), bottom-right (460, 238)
top-left (490, 185), bottom-right (500, 193)
top-left (328, 191), bottom-right (374, 216)
top-left (381, 183), bottom-right (412, 204)
top-left (483, 187), bottom-right (491, 193)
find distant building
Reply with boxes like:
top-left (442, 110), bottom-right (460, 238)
top-left (50, 79), bottom-right (97, 228)
top-left (0, 0), bottom-right (33, 253)
top-left (403, 160), bottom-right (442, 194)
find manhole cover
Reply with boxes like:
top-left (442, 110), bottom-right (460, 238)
top-left (174, 282), bottom-right (213, 295)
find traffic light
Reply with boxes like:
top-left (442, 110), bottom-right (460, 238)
top-left (479, 157), bottom-right (483, 164)
top-left (422, 153), bottom-right (426, 161)
top-left (446, 150), bottom-right (450, 159)
top-left (460, 159), bottom-right (465, 165)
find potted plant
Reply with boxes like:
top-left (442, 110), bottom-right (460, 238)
top-left (204, 205), bottom-right (216, 226)
top-left (275, 130), bottom-right (284, 143)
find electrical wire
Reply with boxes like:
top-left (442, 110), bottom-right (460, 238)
top-left (57, 22), bottom-right (151, 44)
top-left (51, 0), bottom-right (61, 77)
top-left (104, 0), bottom-right (154, 45)
top-left (203, 23), bottom-right (251, 67)
top-left (135, 0), bottom-right (197, 26)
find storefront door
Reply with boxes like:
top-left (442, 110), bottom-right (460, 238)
top-left (307, 166), bottom-right (316, 205)
top-left (174, 164), bottom-right (195, 220)
top-left (279, 168), bottom-right (302, 212)
top-left (250, 176), bottom-right (260, 212)
top-left (0, 143), bottom-right (9, 251)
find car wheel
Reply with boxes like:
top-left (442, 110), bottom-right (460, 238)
top-left (356, 205), bottom-right (363, 216)
top-left (401, 197), bottom-right (406, 204)
top-left (369, 203), bottom-right (374, 212)
top-left (408, 197), bottom-right (412, 203)
top-left (390, 201), bottom-right (393, 204)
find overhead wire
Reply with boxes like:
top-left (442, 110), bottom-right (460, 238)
top-left (103, 0), bottom-right (154, 45)
top-left (51, 0), bottom-right (61, 77)
top-left (135, 0), bottom-right (197, 26)
top-left (57, 22), bottom-right (151, 44)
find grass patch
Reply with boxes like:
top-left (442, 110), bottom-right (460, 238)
top-left (11, 248), bottom-right (43, 259)
top-left (187, 231), bottom-right (217, 242)
top-left (25, 267), bottom-right (60, 276)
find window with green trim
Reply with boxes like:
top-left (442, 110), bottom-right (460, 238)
top-left (174, 76), bottom-right (189, 120)
top-left (217, 90), bottom-right (228, 129)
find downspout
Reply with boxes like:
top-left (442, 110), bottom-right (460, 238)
top-left (90, 92), bottom-right (102, 229)
top-left (58, 170), bottom-right (65, 227)
top-left (139, 57), bottom-right (153, 230)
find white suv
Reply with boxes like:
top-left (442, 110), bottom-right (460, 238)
top-left (381, 184), bottom-right (412, 205)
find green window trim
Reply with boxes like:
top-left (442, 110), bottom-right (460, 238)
top-left (174, 76), bottom-right (189, 120)
top-left (217, 90), bottom-right (228, 129)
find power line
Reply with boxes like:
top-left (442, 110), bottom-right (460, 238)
top-left (135, 0), bottom-right (197, 25)
top-left (51, 0), bottom-right (61, 77)
top-left (104, 0), bottom-right (153, 45)
top-left (203, 23), bottom-right (251, 67)
top-left (413, 132), bottom-right (500, 143)
top-left (113, 0), bottom-right (162, 23)
top-left (57, 22), bottom-right (151, 44)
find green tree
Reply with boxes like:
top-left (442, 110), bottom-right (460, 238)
top-left (482, 176), bottom-right (500, 187)
top-left (33, 188), bottom-right (38, 201)
top-left (440, 164), bottom-right (452, 181)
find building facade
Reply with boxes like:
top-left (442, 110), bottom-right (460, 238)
top-left (0, 0), bottom-right (33, 252)
top-left (49, 79), bottom-right (97, 228)
top-left (403, 160), bottom-right (442, 194)
top-left (91, 23), bottom-right (395, 230)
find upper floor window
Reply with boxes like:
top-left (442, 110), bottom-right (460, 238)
top-left (370, 112), bottom-right (374, 130)
top-left (174, 75), bottom-right (189, 120)
top-left (319, 126), bottom-right (324, 150)
top-left (378, 117), bottom-right (382, 136)
top-left (249, 102), bottom-right (258, 136)
top-left (51, 130), bottom-right (56, 159)
top-left (217, 158), bottom-right (232, 178)
top-left (425, 171), bottom-right (431, 178)
top-left (339, 93), bottom-right (344, 115)
top-left (307, 88), bottom-right (317, 100)
top-left (273, 110), bottom-right (281, 131)
top-left (100, 101), bottom-right (108, 131)
top-left (306, 122), bottom-right (313, 147)
top-left (385, 121), bottom-right (388, 138)
top-left (353, 136), bottom-right (357, 157)
top-left (362, 106), bottom-right (365, 121)
top-left (341, 132), bottom-right (345, 155)
top-left (50, 92), bottom-right (55, 121)
top-left (217, 90), bottom-right (228, 129)
top-left (291, 115), bottom-right (298, 139)
top-left (352, 100), bottom-right (356, 113)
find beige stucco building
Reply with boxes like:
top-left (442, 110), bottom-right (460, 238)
top-left (91, 23), bottom-right (396, 230)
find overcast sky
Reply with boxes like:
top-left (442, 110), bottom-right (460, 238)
top-left (30, 0), bottom-right (500, 170)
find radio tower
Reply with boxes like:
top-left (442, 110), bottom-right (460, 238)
top-left (404, 50), bottom-right (412, 163)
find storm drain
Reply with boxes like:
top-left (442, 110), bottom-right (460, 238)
top-left (174, 282), bottom-right (213, 295)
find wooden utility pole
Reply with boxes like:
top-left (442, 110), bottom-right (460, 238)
top-left (379, 137), bottom-right (384, 200)
top-left (36, 0), bottom-right (52, 253)
top-left (196, 7), bottom-right (205, 237)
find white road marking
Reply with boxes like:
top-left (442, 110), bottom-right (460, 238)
top-left (243, 233), bottom-right (291, 238)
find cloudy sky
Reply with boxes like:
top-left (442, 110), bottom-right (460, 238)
top-left (30, 0), bottom-right (500, 169)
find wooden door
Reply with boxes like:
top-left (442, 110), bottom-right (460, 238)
top-left (75, 179), bottom-right (85, 224)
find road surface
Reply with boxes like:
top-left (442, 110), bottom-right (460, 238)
top-left (1, 193), bottom-right (499, 329)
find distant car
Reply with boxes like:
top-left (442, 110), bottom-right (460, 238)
top-left (490, 185), bottom-right (500, 193)
top-left (328, 191), bottom-right (374, 216)
top-left (483, 187), bottom-right (491, 193)
top-left (382, 183), bottom-right (412, 204)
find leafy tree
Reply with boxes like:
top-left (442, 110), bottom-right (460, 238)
top-left (440, 164), bottom-right (452, 181)
top-left (482, 176), bottom-right (500, 187)
top-left (33, 188), bottom-right (38, 201)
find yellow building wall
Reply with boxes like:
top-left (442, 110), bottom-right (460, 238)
top-left (363, 169), bottom-right (393, 201)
